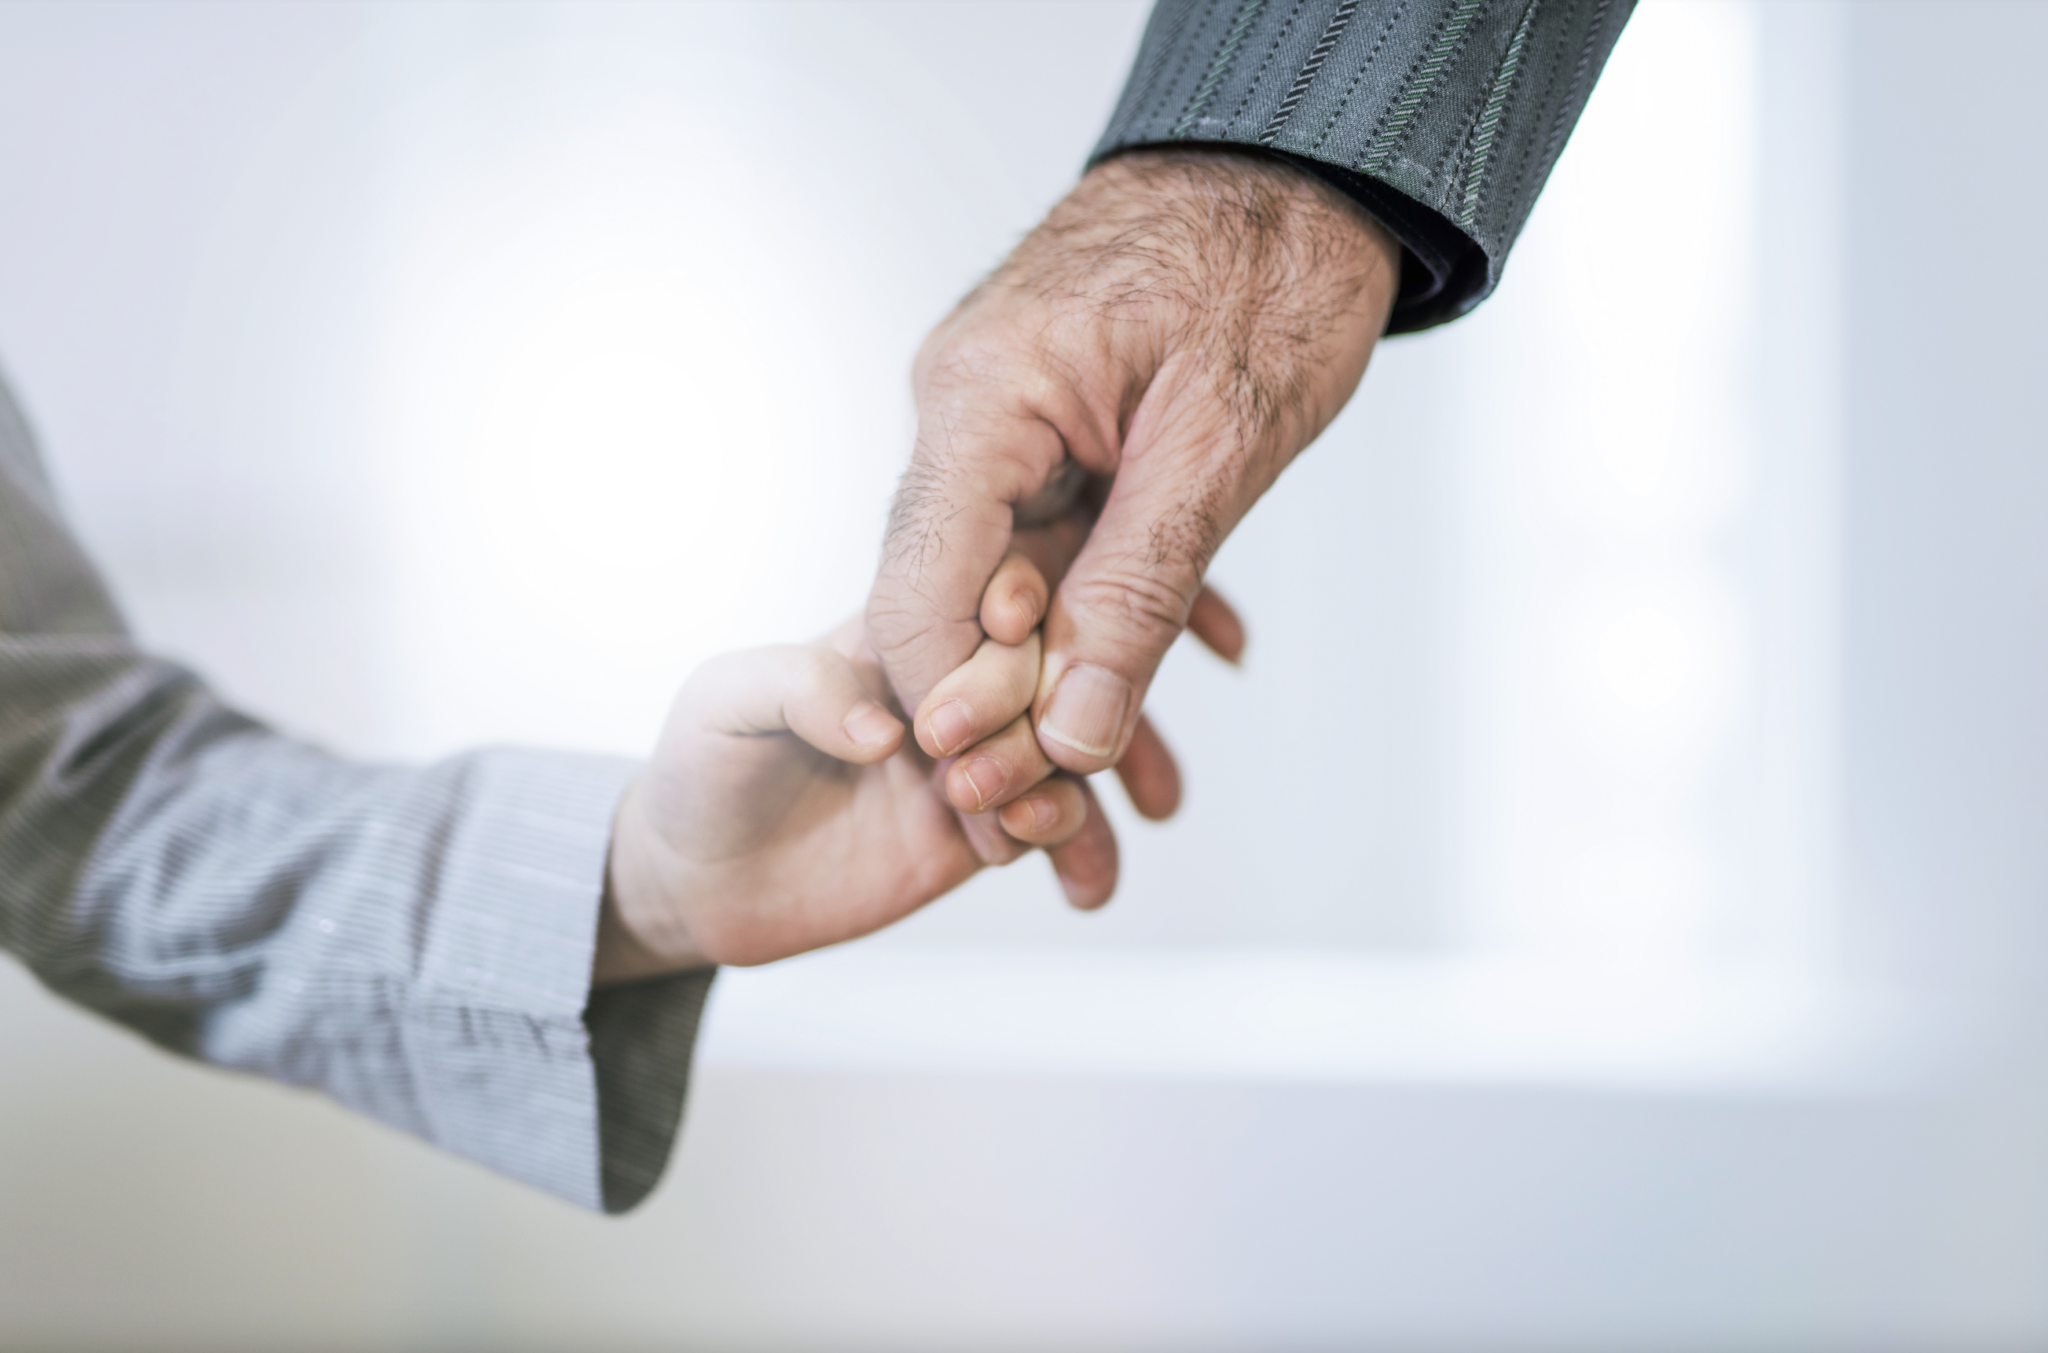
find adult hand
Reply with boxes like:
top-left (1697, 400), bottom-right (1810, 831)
top-left (595, 616), bottom-right (1113, 981)
top-left (909, 496), bottom-right (1242, 864)
top-left (868, 147), bottom-right (1400, 816)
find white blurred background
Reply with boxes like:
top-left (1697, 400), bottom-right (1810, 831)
top-left (3, 2), bottom-right (2047, 1349)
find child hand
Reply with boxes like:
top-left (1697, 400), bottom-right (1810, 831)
top-left (904, 535), bottom-right (1247, 865)
top-left (594, 616), bottom-right (1108, 980)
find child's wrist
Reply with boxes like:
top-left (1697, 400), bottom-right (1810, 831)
top-left (592, 775), bottom-right (711, 985)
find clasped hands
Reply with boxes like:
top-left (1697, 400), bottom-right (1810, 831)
top-left (596, 148), bottom-right (1400, 983)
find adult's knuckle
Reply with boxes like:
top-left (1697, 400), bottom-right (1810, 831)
top-left (867, 605), bottom-right (968, 668)
top-left (1066, 563), bottom-right (1195, 645)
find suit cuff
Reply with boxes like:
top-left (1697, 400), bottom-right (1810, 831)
top-left (1090, 0), bottom-right (1632, 333)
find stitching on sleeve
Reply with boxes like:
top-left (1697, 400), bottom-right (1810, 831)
top-left (1496, 0), bottom-right (1576, 226)
top-left (1533, 0), bottom-right (1617, 186)
top-left (1141, 0), bottom-right (1232, 137)
top-left (1297, 1), bottom-right (1411, 154)
top-left (1259, 0), bottom-right (1367, 145)
top-left (1435, 93), bottom-right (1487, 218)
top-left (1174, 0), bottom-right (1270, 135)
top-left (1224, 0), bottom-right (1309, 135)
top-left (1117, 0), bottom-right (1198, 139)
top-left (1458, 0), bottom-right (1539, 229)
top-left (1504, 0), bottom-right (1622, 241)
top-left (1354, 0), bottom-right (1490, 174)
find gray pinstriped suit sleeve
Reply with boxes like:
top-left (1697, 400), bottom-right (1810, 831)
top-left (1096, 0), bottom-right (1633, 332)
top-left (0, 374), bottom-right (711, 1215)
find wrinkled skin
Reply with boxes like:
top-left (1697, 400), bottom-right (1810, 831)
top-left (868, 148), bottom-right (1401, 883)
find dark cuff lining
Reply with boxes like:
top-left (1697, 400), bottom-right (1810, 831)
top-left (1263, 151), bottom-right (1491, 335)
top-left (585, 966), bottom-right (716, 1214)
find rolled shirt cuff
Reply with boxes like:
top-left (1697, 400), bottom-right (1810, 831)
top-left (394, 748), bottom-right (712, 1213)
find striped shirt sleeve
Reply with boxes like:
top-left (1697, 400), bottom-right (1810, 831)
top-left (0, 373), bottom-right (709, 1214)
top-left (1093, 0), bottom-right (1634, 332)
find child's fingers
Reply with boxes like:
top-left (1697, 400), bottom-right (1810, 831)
top-left (914, 631), bottom-right (1042, 760)
top-left (979, 551), bottom-right (1050, 647)
top-left (690, 643), bottom-right (904, 764)
top-left (996, 773), bottom-right (1089, 846)
top-left (1113, 714), bottom-right (1182, 821)
top-left (1186, 584), bottom-right (1246, 664)
top-left (957, 800), bottom-right (1035, 867)
top-left (944, 712), bottom-right (1057, 815)
top-left (1045, 778), bottom-right (1119, 910)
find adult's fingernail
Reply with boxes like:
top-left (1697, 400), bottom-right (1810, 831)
top-left (927, 699), bottom-right (974, 756)
top-left (1040, 664), bottom-right (1130, 760)
top-left (843, 701), bottom-right (899, 747)
top-left (960, 757), bottom-right (1008, 812)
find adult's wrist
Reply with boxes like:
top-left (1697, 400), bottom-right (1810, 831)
top-left (1087, 0), bottom-right (1632, 333)
top-left (1078, 145), bottom-right (1404, 352)
top-left (1094, 143), bottom-right (1403, 275)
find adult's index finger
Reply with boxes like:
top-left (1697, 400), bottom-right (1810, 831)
top-left (866, 406), bottom-right (1067, 714)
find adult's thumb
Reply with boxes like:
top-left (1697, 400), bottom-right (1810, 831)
top-left (1031, 453), bottom-right (1218, 776)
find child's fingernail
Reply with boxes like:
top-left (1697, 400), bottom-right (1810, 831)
top-left (1002, 794), bottom-right (1054, 836)
top-left (843, 701), bottom-right (899, 747)
top-left (960, 757), bottom-right (1008, 812)
top-left (927, 699), bottom-right (974, 756)
top-left (1040, 664), bottom-right (1130, 760)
